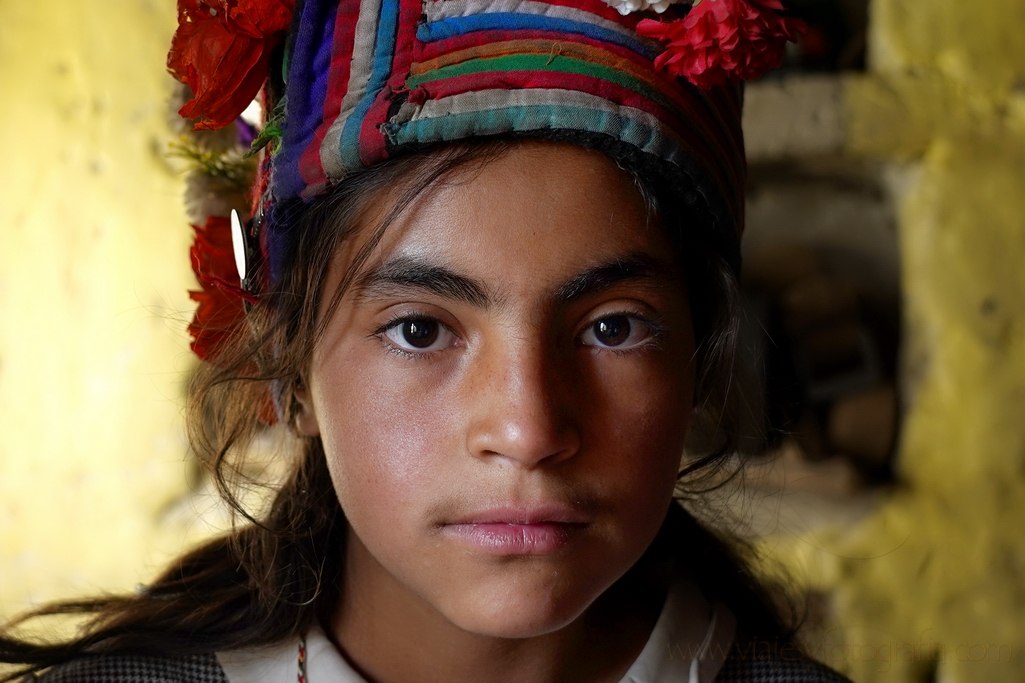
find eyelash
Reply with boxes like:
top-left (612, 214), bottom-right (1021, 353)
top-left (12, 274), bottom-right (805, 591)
top-left (580, 310), bottom-right (666, 354)
top-left (371, 314), bottom-right (455, 361)
top-left (371, 310), bottom-right (666, 360)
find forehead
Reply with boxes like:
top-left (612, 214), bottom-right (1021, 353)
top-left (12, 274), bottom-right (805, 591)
top-left (340, 142), bottom-right (680, 294)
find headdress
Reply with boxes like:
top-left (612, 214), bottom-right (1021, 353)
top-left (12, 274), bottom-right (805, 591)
top-left (168, 0), bottom-right (801, 362)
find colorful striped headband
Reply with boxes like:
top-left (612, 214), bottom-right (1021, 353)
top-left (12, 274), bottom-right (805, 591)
top-left (168, 0), bottom-right (801, 361)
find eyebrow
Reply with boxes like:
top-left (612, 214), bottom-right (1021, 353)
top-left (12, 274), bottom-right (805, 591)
top-left (352, 252), bottom-right (671, 309)
top-left (553, 252), bottom-right (670, 302)
top-left (353, 256), bottom-right (493, 308)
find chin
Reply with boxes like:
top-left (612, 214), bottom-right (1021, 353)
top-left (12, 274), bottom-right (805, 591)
top-left (438, 574), bottom-right (607, 640)
top-left (450, 604), bottom-right (587, 640)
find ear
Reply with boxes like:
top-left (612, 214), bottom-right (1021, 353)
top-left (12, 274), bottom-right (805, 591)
top-left (292, 382), bottom-right (321, 437)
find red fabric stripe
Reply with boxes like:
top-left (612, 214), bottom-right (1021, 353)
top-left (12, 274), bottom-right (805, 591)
top-left (415, 27), bottom-right (643, 65)
top-left (359, 0), bottom-right (424, 165)
top-left (298, 2), bottom-right (362, 190)
top-left (412, 33), bottom-right (708, 124)
top-left (412, 41), bottom-right (673, 106)
top-left (418, 70), bottom-right (665, 118)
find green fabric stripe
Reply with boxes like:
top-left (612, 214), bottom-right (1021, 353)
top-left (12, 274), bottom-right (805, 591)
top-left (405, 53), bottom-right (674, 111)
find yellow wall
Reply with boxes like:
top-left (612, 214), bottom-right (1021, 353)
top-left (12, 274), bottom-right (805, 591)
top-left (0, 1), bottom-right (205, 619)
top-left (765, 1), bottom-right (1025, 681)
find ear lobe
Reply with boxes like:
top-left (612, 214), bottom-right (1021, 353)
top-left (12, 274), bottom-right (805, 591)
top-left (292, 384), bottom-right (321, 437)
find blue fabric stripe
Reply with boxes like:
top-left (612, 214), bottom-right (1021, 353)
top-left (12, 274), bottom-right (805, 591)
top-left (339, 0), bottom-right (401, 169)
top-left (385, 104), bottom-right (682, 163)
top-left (416, 14), bottom-right (657, 60)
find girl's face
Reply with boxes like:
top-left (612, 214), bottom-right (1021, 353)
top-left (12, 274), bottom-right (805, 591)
top-left (297, 142), bottom-right (695, 641)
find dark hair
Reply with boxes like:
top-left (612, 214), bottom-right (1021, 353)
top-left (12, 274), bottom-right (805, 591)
top-left (0, 139), bottom-right (793, 680)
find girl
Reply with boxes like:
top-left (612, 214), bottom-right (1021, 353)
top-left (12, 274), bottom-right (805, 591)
top-left (3, 0), bottom-right (849, 680)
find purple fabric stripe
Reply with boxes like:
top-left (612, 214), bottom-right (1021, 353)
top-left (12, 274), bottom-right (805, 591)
top-left (272, 0), bottom-right (340, 203)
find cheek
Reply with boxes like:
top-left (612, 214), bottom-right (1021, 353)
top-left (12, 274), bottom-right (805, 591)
top-left (585, 354), bottom-right (693, 495)
top-left (311, 354), bottom-right (449, 518)
top-left (591, 350), bottom-right (693, 444)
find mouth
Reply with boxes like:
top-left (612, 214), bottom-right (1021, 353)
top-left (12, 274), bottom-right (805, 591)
top-left (441, 504), bottom-right (591, 556)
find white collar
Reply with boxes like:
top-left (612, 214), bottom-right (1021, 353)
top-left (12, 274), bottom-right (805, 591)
top-left (618, 576), bottom-right (736, 683)
top-left (217, 580), bottom-right (735, 683)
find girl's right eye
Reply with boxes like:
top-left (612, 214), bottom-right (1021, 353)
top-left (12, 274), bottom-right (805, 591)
top-left (380, 317), bottom-right (456, 353)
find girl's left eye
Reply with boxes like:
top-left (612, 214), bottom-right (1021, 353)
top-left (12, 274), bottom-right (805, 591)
top-left (579, 314), bottom-right (655, 350)
top-left (381, 317), bottom-right (456, 353)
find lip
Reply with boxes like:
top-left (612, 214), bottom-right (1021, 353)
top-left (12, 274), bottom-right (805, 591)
top-left (442, 504), bottom-right (591, 556)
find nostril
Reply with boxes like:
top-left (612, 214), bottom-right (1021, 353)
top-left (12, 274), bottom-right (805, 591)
top-left (466, 408), bottom-right (580, 468)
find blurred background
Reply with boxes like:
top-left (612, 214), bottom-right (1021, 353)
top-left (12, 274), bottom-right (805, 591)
top-left (2, 1), bottom-right (1024, 681)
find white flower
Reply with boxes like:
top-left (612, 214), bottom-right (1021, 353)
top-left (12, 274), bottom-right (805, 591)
top-left (601, 0), bottom-right (680, 16)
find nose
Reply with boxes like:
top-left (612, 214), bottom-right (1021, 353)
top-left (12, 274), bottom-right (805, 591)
top-left (464, 336), bottom-right (581, 469)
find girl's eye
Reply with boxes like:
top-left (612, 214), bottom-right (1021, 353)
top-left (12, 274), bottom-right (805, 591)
top-left (381, 317), bottom-right (455, 353)
top-left (580, 314), bottom-right (653, 350)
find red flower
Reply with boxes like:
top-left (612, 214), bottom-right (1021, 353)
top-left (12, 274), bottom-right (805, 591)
top-left (188, 215), bottom-right (251, 361)
top-left (188, 216), bottom-right (277, 424)
top-left (637, 0), bottom-right (803, 89)
top-left (168, 0), bottom-right (294, 130)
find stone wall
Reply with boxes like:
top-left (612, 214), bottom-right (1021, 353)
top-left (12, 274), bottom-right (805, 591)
top-left (747, 1), bottom-right (1025, 681)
